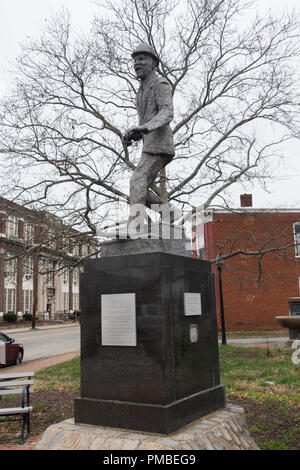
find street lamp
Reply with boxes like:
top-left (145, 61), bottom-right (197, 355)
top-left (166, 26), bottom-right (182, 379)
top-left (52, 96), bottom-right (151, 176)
top-left (216, 252), bottom-right (227, 345)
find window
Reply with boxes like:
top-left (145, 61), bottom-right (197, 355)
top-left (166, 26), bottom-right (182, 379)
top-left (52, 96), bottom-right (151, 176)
top-left (0, 332), bottom-right (10, 343)
top-left (6, 215), bottom-right (17, 237)
top-left (195, 231), bottom-right (205, 258)
top-left (47, 269), bottom-right (54, 286)
top-left (0, 212), bottom-right (6, 234)
top-left (23, 256), bottom-right (33, 278)
top-left (63, 267), bottom-right (69, 284)
top-left (46, 261), bottom-right (54, 286)
top-left (5, 258), bottom-right (17, 280)
top-left (24, 222), bottom-right (33, 242)
top-left (63, 292), bottom-right (69, 312)
top-left (294, 222), bottom-right (300, 257)
top-left (73, 244), bottom-right (80, 256)
top-left (73, 293), bottom-right (79, 311)
top-left (82, 245), bottom-right (88, 256)
top-left (5, 288), bottom-right (16, 313)
top-left (73, 268), bottom-right (79, 284)
top-left (61, 236), bottom-right (69, 253)
top-left (23, 290), bottom-right (33, 314)
top-left (48, 229), bottom-right (56, 250)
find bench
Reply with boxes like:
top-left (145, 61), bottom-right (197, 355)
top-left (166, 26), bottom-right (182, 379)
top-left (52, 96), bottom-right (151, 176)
top-left (0, 372), bottom-right (34, 444)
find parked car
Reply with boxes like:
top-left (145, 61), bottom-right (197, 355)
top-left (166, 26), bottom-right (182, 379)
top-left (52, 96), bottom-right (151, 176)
top-left (0, 331), bottom-right (24, 367)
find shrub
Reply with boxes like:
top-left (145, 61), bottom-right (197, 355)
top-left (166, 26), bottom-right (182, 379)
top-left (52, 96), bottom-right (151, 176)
top-left (23, 313), bottom-right (33, 322)
top-left (69, 310), bottom-right (81, 320)
top-left (3, 312), bottom-right (18, 323)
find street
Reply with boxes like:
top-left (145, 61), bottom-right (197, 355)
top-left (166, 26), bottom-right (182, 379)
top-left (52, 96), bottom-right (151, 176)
top-left (5, 325), bottom-right (80, 363)
top-left (1, 325), bottom-right (288, 365)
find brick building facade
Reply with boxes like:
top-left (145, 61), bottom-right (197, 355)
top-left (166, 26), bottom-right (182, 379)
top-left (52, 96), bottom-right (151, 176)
top-left (194, 197), bottom-right (300, 331)
top-left (0, 197), bottom-right (97, 320)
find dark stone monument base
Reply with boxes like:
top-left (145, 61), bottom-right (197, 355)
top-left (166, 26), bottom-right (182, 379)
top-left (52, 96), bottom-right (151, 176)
top-left (74, 250), bottom-right (225, 435)
top-left (75, 385), bottom-right (225, 435)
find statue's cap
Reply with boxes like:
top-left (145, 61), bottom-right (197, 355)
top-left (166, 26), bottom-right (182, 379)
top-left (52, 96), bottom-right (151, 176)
top-left (131, 43), bottom-right (159, 66)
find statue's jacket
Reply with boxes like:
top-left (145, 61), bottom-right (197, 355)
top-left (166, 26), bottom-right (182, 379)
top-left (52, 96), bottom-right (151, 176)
top-left (136, 72), bottom-right (175, 157)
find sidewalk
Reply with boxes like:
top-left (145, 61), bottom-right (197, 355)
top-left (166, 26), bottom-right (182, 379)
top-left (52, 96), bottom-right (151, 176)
top-left (0, 351), bottom-right (80, 375)
top-left (0, 322), bottom-right (79, 335)
top-left (219, 336), bottom-right (288, 347)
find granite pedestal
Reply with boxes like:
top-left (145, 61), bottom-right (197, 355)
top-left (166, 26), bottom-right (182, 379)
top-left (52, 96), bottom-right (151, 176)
top-left (74, 248), bottom-right (225, 434)
top-left (100, 223), bottom-right (193, 258)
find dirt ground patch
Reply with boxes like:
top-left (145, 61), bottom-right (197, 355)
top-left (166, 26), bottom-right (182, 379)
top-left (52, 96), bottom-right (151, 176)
top-left (227, 395), bottom-right (300, 450)
top-left (0, 389), bottom-right (299, 450)
top-left (0, 390), bottom-right (77, 448)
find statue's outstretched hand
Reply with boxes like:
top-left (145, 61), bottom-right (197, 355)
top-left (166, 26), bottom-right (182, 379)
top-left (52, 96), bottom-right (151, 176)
top-left (122, 126), bottom-right (149, 146)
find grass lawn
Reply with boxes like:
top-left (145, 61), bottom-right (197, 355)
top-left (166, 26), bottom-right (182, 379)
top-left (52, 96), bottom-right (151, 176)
top-left (219, 345), bottom-right (300, 450)
top-left (0, 345), bottom-right (299, 450)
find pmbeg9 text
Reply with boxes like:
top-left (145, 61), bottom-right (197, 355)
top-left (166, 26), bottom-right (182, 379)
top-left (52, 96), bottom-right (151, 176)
top-left (147, 455), bottom-right (196, 465)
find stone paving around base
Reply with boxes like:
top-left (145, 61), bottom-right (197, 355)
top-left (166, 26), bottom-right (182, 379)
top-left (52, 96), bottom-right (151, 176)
top-left (36, 404), bottom-right (259, 451)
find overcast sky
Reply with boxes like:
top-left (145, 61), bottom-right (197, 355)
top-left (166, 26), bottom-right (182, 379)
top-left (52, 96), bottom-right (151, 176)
top-left (0, 0), bottom-right (299, 209)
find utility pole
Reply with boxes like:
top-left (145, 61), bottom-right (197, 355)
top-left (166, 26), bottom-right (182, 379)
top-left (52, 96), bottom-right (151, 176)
top-left (32, 246), bottom-right (39, 329)
top-left (216, 252), bottom-right (227, 345)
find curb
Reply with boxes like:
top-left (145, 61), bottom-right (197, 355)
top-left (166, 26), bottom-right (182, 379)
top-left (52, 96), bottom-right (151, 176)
top-left (0, 352), bottom-right (80, 374)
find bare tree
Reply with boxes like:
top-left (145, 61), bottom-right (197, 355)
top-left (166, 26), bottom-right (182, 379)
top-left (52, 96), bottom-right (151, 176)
top-left (0, 0), bottom-right (299, 236)
top-left (210, 211), bottom-right (298, 283)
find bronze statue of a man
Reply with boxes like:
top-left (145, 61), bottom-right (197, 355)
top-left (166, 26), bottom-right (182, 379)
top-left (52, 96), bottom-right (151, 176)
top-left (123, 43), bottom-right (176, 228)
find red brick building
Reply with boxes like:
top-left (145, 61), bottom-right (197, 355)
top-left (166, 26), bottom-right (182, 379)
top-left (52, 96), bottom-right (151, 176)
top-left (193, 196), bottom-right (300, 332)
top-left (0, 196), bottom-right (97, 320)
